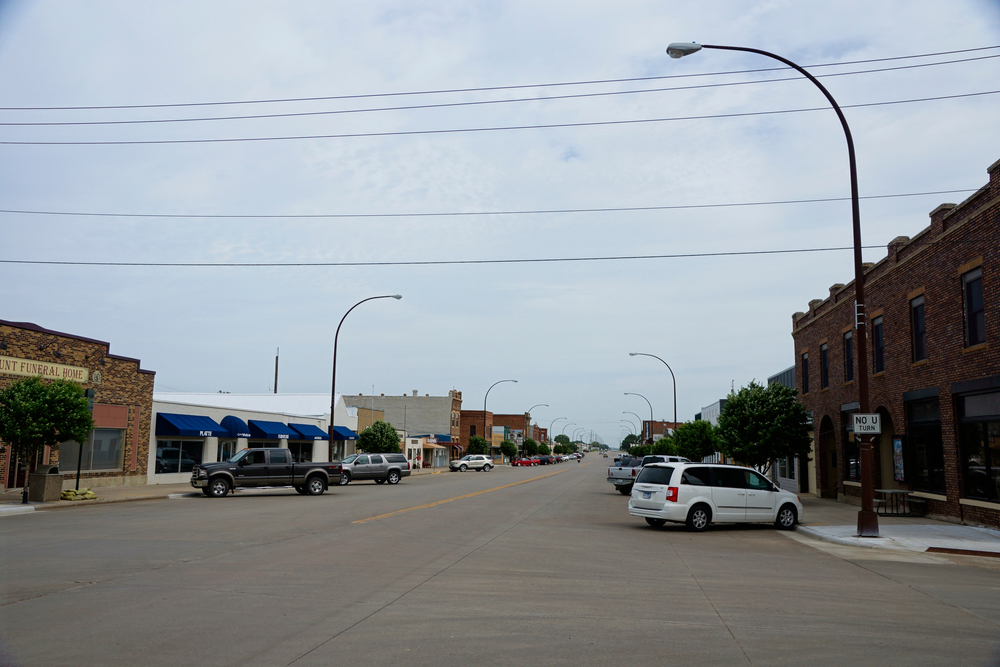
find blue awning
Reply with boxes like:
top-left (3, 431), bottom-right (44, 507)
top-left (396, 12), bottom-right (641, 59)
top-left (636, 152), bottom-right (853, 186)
top-left (156, 413), bottom-right (229, 438)
top-left (289, 423), bottom-right (329, 441)
top-left (331, 426), bottom-right (358, 441)
top-left (221, 415), bottom-right (251, 439)
top-left (248, 420), bottom-right (298, 441)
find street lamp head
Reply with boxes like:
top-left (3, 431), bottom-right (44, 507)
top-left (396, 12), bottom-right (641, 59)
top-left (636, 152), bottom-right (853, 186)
top-left (629, 352), bottom-right (638, 356)
top-left (391, 294), bottom-right (402, 300)
top-left (667, 42), bottom-right (702, 59)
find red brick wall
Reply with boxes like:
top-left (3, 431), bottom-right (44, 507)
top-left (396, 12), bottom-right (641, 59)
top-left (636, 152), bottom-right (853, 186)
top-left (791, 158), bottom-right (1000, 526)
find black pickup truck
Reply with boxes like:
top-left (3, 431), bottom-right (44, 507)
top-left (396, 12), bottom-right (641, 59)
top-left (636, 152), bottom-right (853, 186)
top-left (190, 448), bottom-right (343, 498)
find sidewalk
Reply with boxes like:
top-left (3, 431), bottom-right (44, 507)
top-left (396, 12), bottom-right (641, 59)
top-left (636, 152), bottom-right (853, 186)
top-left (0, 465), bottom-right (454, 515)
top-left (797, 494), bottom-right (1000, 557)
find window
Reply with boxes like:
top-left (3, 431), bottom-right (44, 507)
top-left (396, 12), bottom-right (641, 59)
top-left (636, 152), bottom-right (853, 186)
top-left (844, 414), bottom-right (860, 481)
top-left (151, 438), bottom-right (201, 474)
top-left (801, 352), bottom-right (809, 394)
top-left (964, 268), bottom-right (985, 347)
top-left (911, 295), bottom-right (927, 361)
top-left (907, 399), bottom-right (945, 493)
top-left (61, 429), bottom-right (126, 473)
top-left (636, 466), bottom-right (674, 485)
top-left (269, 450), bottom-right (289, 464)
top-left (681, 468), bottom-right (710, 485)
top-left (820, 343), bottom-right (829, 389)
top-left (873, 316), bottom-right (885, 373)
top-left (218, 440), bottom-right (236, 462)
top-left (844, 331), bottom-right (854, 382)
top-left (959, 392), bottom-right (1000, 502)
top-left (245, 450), bottom-right (266, 465)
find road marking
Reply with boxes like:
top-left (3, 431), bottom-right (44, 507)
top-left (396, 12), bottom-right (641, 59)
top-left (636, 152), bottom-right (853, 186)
top-left (352, 468), bottom-right (568, 524)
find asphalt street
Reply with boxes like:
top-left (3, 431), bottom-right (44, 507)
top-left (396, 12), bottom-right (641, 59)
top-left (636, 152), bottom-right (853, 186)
top-left (2, 460), bottom-right (999, 666)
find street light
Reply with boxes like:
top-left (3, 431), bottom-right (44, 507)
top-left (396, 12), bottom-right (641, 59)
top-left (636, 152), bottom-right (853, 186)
top-left (329, 294), bottom-right (402, 458)
top-left (620, 419), bottom-right (636, 435)
top-left (549, 417), bottom-right (567, 445)
top-left (666, 41), bottom-right (877, 537)
top-left (521, 404), bottom-right (547, 455)
top-left (561, 422), bottom-right (576, 436)
top-left (624, 392), bottom-right (654, 443)
top-left (630, 352), bottom-right (677, 429)
top-left (484, 379), bottom-right (517, 458)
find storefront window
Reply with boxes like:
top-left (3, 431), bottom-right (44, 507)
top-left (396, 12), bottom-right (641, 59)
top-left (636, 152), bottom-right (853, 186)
top-left (155, 439), bottom-right (202, 474)
top-left (907, 399), bottom-right (945, 493)
top-left (287, 442), bottom-right (313, 463)
top-left (960, 390), bottom-right (1000, 503)
top-left (218, 440), bottom-right (236, 462)
top-left (60, 429), bottom-right (125, 473)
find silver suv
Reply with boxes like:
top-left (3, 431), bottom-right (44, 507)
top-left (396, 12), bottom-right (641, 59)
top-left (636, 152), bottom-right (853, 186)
top-left (339, 453), bottom-right (411, 485)
top-left (450, 454), bottom-right (493, 472)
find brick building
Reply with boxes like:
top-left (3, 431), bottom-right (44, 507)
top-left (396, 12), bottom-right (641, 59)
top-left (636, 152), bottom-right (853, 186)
top-left (0, 320), bottom-right (155, 490)
top-left (460, 409), bottom-right (493, 452)
top-left (642, 420), bottom-right (682, 442)
top-left (791, 158), bottom-right (999, 527)
top-left (344, 389), bottom-right (462, 452)
top-left (532, 425), bottom-right (548, 444)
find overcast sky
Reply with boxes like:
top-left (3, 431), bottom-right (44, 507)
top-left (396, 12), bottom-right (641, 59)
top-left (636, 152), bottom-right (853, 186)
top-left (2, 1), bottom-right (998, 445)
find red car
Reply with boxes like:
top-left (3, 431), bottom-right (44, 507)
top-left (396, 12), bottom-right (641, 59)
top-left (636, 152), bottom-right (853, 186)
top-left (511, 457), bottom-right (538, 467)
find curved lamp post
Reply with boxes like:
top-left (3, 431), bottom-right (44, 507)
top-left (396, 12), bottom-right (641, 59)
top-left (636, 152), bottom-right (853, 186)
top-left (520, 404), bottom-right (547, 454)
top-left (666, 41), bottom-right (876, 536)
top-left (330, 294), bottom-right (402, 457)
top-left (549, 417), bottom-right (567, 445)
top-left (620, 419), bottom-right (636, 435)
top-left (484, 379), bottom-right (517, 457)
top-left (624, 392), bottom-right (654, 443)
top-left (561, 422), bottom-right (576, 436)
top-left (630, 352), bottom-right (677, 429)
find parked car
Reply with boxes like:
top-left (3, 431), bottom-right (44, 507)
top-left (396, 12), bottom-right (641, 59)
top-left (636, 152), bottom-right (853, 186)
top-left (607, 455), bottom-right (690, 495)
top-left (190, 448), bottom-right (342, 497)
top-left (511, 457), bottom-right (537, 467)
top-left (450, 454), bottom-right (493, 472)
top-left (627, 462), bottom-right (804, 531)
top-left (535, 455), bottom-right (555, 465)
top-left (339, 453), bottom-right (411, 485)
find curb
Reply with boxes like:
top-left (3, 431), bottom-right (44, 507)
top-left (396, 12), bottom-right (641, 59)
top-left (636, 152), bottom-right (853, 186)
top-left (795, 525), bottom-right (919, 552)
top-left (0, 504), bottom-right (35, 516)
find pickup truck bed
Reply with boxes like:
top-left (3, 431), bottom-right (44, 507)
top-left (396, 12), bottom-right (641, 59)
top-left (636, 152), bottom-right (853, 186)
top-left (191, 448), bottom-right (342, 497)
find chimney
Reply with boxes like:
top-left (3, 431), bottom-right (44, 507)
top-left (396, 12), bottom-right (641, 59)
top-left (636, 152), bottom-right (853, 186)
top-left (989, 157), bottom-right (1000, 196)
top-left (413, 390), bottom-right (418, 396)
top-left (887, 236), bottom-right (910, 265)
top-left (829, 284), bottom-right (845, 303)
top-left (929, 204), bottom-right (956, 236)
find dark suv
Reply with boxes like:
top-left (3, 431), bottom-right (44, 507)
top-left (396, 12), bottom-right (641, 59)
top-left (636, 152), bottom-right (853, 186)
top-left (339, 453), bottom-right (411, 485)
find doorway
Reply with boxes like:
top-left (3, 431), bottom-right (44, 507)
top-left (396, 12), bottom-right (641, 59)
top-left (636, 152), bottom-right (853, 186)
top-left (819, 416), bottom-right (838, 499)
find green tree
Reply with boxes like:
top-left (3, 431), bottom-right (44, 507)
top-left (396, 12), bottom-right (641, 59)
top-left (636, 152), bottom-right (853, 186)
top-left (357, 420), bottom-right (401, 453)
top-left (566, 442), bottom-right (579, 453)
top-left (554, 434), bottom-right (570, 445)
top-left (621, 433), bottom-right (639, 450)
top-left (650, 438), bottom-right (677, 456)
top-left (671, 420), bottom-right (720, 463)
top-left (552, 443), bottom-right (565, 455)
top-left (467, 435), bottom-right (489, 455)
top-left (500, 439), bottom-right (517, 461)
top-left (523, 438), bottom-right (539, 456)
top-left (629, 445), bottom-right (649, 458)
top-left (0, 378), bottom-right (94, 487)
top-left (716, 380), bottom-right (812, 474)
top-left (537, 443), bottom-right (551, 455)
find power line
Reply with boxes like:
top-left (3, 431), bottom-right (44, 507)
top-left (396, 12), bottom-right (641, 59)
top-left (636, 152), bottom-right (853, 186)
top-left (3, 89), bottom-right (996, 146)
top-left (2, 45), bottom-right (996, 112)
top-left (0, 189), bottom-right (977, 220)
top-left (4, 54), bottom-right (996, 127)
top-left (0, 241), bottom-right (979, 268)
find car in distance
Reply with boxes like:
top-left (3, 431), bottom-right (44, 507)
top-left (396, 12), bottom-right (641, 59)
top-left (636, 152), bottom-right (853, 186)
top-left (450, 454), bottom-right (493, 472)
top-left (338, 453), bottom-right (411, 485)
top-left (628, 462), bottom-right (804, 532)
top-left (511, 457), bottom-right (537, 467)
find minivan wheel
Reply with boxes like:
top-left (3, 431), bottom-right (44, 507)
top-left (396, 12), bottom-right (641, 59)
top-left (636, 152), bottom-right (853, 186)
top-left (645, 518), bottom-right (666, 528)
top-left (207, 478), bottom-right (230, 498)
top-left (387, 471), bottom-right (400, 485)
top-left (775, 504), bottom-right (798, 530)
top-left (306, 476), bottom-right (326, 496)
top-left (686, 504), bottom-right (711, 532)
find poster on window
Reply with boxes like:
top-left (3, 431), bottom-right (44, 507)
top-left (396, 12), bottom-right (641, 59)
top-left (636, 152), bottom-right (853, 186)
top-left (893, 437), bottom-right (905, 482)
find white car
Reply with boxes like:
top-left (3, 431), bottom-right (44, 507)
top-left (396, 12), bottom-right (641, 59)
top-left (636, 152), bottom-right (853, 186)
top-left (628, 463), bottom-right (803, 531)
top-left (450, 454), bottom-right (493, 472)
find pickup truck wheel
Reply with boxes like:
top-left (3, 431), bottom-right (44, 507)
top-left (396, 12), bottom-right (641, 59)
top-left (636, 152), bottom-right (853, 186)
top-left (306, 476), bottom-right (327, 496)
top-left (775, 504), bottom-right (798, 530)
top-left (645, 518), bottom-right (666, 528)
top-left (459, 464), bottom-right (467, 472)
top-left (201, 487), bottom-right (212, 497)
top-left (618, 484), bottom-right (632, 495)
top-left (482, 464), bottom-right (492, 472)
top-left (387, 470), bottom-right (401, 485)
top-left (686, 504), bottom-right (711, 532)
top-left (340, 472), bottom-right (351, 486)
top-left (207, 478), bottom-right (230, 498)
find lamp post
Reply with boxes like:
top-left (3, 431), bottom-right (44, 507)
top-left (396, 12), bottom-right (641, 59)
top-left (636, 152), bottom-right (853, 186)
top-left (666, 41), bottom-right (877, 536)
top-left (621, 419), bottom-right (637, 435)
top-left (525, 404), bottom-right (548, 453)
top-left (629, 352), bottom-right (677, 430)
top-left (329, 295), bottom-right (402, 459)
top-left (561, 422), bottom-right (576, 436)
top-left (549, 417), bottom-right (567, 446)
top-left (484, 379), bottom-right (517, 459)
top-left (625, 392), bottom-right (654, 443)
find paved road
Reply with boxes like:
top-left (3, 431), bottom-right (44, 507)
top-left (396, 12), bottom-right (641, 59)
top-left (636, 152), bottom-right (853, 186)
top-left (2, 461), bottom-right (999, 666)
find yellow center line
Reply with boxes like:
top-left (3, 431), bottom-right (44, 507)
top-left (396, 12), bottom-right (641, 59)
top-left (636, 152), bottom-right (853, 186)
top-left (351, 468), bottom-right (569, 524)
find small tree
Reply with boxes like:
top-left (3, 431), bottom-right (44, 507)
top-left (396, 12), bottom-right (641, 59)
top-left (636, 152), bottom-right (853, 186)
top-left (671, 420), bottom-right (720, 463)
top-left (650, 438), bottom-right (676, 456)
top-left (537, 443), bottom-right (551, 455)
top-left (467, 435), bottom-right (489, 455)
top-left (357, 420), bottom-right (401, 454)
top-left (552, 444), bottom-right (565, 455)
top-left (500, 439), bottom-right (517, 461)
top-left (629, 445), bottom-right (649, 458)
top-left (0, 378), bottom-right (94, 497)
top-left (554, 434), bottom-right (570, 446)
top-left (621, 433), bottom-right (639, 451)
top-left (566, 442), bottom-right (579, 453)
top-left (523, 438), bottom-right (539, 456)
top-left (716, 380), bottom-right (812, 475)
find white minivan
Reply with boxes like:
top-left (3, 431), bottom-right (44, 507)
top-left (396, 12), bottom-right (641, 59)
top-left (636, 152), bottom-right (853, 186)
top-left (628, 462), bottom-right (803, 531)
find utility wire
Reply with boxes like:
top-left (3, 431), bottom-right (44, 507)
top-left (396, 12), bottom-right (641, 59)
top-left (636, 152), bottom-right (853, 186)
top-left (2, 45), bottom-right (996, 112)
top-left (0, 240), bottom-right (981, 268)
top-left (3, 89), bottom-right (996, 146)
top-left (4, 54), bottom-right (996, 127)
top-left (0, 189), bottom-right (977, 220)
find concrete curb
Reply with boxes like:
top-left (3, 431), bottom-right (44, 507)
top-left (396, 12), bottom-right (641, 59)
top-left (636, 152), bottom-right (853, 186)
top-left (0, 504), bottom-right (35, 516)
top-left (795, 525), bottom-right (920, 552)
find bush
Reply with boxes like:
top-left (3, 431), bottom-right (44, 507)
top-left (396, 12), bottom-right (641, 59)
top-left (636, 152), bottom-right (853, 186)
top-left (523, 438), bottom-right (539, 456)
top-left (357, 420), bottom-right (401, 453)
top-left (537, 443), bottom-right (551, 455)
top-left (467, 435), bottom-right (489, 455)
top-left (500, 440), bottom-right (517, 460)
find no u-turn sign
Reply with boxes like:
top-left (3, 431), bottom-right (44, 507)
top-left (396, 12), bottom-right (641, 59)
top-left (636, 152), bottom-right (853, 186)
top-left (853, 413), bottom-right (881, 435)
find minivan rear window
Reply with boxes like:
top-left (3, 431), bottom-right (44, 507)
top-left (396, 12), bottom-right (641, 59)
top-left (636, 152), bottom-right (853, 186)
top-left (635, 466), bottom-right (674, 485)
